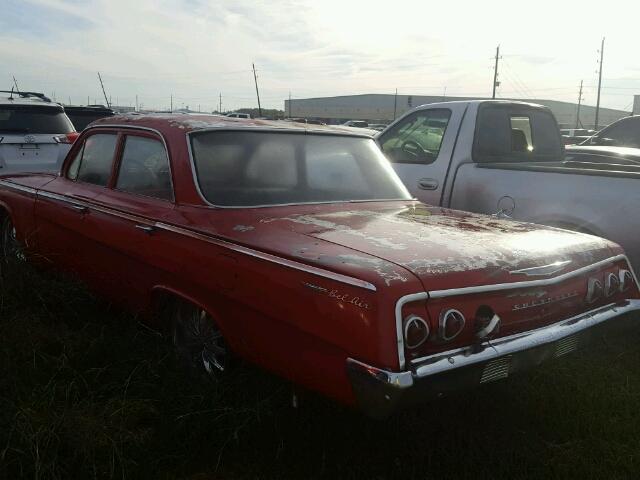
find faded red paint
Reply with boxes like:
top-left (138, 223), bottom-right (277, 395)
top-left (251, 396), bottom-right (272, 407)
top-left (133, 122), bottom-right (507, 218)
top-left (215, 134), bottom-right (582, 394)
top-left (0, 114), bottom-right (637, 409)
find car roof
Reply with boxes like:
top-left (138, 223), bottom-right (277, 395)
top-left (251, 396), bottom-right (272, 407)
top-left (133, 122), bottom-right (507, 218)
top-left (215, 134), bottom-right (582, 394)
top-left (89, 113), bottom-right (377, 138)
top-left (0, 91), bottom-right (61, 108)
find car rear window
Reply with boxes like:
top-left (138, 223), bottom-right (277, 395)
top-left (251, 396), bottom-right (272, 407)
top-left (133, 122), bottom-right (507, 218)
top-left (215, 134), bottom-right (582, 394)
top-left (0, 105), bottom-right (74, 134)
top-left (190, 131), bottom-right (411, 206)
top-left (473, 104), bottom-right (563, 162)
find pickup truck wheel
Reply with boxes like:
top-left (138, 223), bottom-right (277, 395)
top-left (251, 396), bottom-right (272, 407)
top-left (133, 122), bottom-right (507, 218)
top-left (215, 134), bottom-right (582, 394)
top-left (172, 302), bottom-right (228, 378)
top-left (0, 215), bottom-right (23, 263)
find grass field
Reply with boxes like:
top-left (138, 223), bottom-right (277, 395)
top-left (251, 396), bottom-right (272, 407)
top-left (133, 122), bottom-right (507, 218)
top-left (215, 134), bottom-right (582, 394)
top-left (2, 262), bottom-right (640, 479)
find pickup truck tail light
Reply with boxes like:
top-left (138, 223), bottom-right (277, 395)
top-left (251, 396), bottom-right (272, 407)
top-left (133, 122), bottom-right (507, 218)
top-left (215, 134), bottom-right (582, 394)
top-left (404, 315), bottom-right (430, 349)
top-left (53, 132), bottom-right (80, 144)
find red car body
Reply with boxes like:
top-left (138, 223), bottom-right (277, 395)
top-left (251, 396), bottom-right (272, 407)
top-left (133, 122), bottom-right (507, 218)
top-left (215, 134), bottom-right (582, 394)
top-left (1, 114), bottom-right (639, 417)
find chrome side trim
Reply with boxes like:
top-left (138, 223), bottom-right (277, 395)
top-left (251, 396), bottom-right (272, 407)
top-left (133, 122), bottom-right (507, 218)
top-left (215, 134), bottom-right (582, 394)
top-left (412, 300), bottom-right (640, 376)
top-left (0, 180), bottom-right (37, 195)
top-left (155, 222), bottom-right (376, 291)
top-left (394, 292), bottom-right (429, 370)
top-left (347, 358), bottom-right (414, 389)
top-left (428, 254), bottom-right (636, 299)
top-left (34, 189), bottom-right (376, 292)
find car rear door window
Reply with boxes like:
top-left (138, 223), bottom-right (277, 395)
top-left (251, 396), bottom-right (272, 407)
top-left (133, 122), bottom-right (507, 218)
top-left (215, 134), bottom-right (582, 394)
top-left (600, 117), bottom-right (640, 148)
top-left (380, 109), bottom-right (451, 164)
top-left (71, 134), bottom-right (118, 186)
top-left (115, 136), bottom-right (173, 201)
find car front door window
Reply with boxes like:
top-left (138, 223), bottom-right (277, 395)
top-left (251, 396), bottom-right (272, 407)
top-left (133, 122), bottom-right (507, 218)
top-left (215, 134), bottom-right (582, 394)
top-left (380, 109), bottom-right (451, 164)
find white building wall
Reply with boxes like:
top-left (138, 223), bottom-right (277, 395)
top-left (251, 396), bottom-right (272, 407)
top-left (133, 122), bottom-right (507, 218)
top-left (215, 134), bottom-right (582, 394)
top-left (285, 94), bottom-right (633, 129)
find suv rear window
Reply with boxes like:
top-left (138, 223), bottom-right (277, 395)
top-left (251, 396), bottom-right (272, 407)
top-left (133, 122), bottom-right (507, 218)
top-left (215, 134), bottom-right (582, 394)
top-left (0, 105), bottom-right (74, 134)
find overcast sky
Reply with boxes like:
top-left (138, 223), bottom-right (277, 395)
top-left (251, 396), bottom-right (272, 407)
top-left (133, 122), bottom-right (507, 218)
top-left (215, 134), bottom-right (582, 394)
top-left (2, 0), bottom-right (639, 113)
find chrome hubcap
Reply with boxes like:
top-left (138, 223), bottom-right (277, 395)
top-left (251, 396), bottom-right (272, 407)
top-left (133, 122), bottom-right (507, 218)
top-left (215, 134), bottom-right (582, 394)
top-left (174, 306), bottom-right (227, 376)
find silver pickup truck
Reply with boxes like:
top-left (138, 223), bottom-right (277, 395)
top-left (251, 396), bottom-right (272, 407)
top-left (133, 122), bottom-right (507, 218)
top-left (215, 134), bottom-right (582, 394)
top-left (377, 99), bottom-right (640, 271)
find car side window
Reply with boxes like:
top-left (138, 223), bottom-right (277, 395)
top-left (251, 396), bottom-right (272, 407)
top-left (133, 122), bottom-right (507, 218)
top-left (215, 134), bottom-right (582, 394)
top-left (71, 134), bottom-right (118, 186)
top-left (115, 136), bottom-right (173, 201)
top-left (379, 109), bottom-right (451, 164)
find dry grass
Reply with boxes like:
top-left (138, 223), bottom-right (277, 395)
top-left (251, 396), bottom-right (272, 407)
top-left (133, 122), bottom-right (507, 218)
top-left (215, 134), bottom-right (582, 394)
top-left (2, 261), bottom-right (640, 479)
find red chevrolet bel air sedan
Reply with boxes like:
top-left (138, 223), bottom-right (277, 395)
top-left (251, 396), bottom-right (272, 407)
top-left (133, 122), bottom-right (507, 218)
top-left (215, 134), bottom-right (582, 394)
top-left (1, 114), bottom-right (639, 417)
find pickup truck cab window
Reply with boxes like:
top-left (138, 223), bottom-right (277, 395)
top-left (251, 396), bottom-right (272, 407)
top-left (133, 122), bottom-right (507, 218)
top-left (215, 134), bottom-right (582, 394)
top-left (379, 109), bottom-right (451, 164)
top-left (474, 104), bottom-right (562, 162)
top-left (67, 133), bottom-right (118, 186)
top-left (115, 135), bottom-right (174, 201)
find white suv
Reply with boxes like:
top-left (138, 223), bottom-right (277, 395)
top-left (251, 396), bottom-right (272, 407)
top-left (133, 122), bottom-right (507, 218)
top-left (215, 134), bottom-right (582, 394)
top-left (0, 91), bottom-right (77, 175)
top-left (225, 112), bottom-right (251, 119)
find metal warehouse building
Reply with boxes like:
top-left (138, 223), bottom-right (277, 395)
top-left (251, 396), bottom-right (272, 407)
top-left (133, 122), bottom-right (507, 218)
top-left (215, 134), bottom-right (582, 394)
top-left (284, 94), bottom-right (633, 129)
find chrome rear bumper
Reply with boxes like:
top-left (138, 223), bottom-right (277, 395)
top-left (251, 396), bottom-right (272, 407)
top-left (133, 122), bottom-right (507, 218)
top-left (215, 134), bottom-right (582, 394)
top-left (347, 300), bottom-right (640, 418)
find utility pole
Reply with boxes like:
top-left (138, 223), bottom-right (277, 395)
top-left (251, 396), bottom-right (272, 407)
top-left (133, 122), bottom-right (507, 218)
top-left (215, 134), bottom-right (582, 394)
top-left (576, 80), bottom-right (584, 128)
top-left (68, 96), bottom-right (71, 105)
top-left (393, 88), bottom-right (398, 120)
top-left (492, 45), bottom-right (501, 99)
top-left (219, 93), bottom-right (222, 113)
top-left (97, 72), bottom-right (110, 108)
top-left (135, 94), bottom-right (138, 112)
top-left (87, 96), bottom-right (90, 106)
top-left (170, 94), bottom-right (173, 113)
top-left (288, 91), bottom-right (291, 118)
top-left (252, 63), bottom-right (262, 117)
top-left (595, 37), bottom-right (605, 130)
top-left (12, 76), bottom-right (19, 91)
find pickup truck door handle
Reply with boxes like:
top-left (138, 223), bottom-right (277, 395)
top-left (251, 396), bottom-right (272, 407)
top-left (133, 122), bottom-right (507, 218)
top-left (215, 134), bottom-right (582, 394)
top-left (417, 178), bottom-right (439, 190)
top-left (135, 224), bottom-right (156, 234)
top-left (70, 204), bottom-right (89, 214)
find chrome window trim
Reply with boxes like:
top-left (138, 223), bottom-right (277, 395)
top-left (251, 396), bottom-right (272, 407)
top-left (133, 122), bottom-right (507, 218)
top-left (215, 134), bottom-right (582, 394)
top-left (28, 188), bottom-right (377, 292)
top-left (184, 130), bottom-right (411, 209)
top-left (393, 254), bottom-right (638, 370)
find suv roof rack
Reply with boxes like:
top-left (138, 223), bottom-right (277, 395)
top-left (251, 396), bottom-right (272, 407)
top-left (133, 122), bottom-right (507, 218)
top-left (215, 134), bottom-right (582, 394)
top-left (0, 89), bottom-right (52, 102)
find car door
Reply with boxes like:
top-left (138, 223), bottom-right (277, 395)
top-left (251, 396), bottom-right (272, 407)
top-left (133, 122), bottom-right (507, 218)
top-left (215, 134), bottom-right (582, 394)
top-left (88, 130), bottom-right (178, 311)
top-left (35, 130), bottom-right (119, 273)
top-left (377, 106), bottom-right (461, 206)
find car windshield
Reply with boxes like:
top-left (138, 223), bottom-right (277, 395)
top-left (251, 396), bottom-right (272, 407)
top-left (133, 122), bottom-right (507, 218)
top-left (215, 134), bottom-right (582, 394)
top-left (190, 131), bottom-right (411, 206)
top-left (0, 105), bottom-right (74, 134)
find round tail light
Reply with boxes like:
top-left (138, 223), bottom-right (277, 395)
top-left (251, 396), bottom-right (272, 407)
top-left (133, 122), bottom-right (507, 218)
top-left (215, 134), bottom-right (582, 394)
top-left (404, 315), bottom-right (430, 349)
top-left (586, 277), bottom-right (603, 304)
top-left (605, 272), bottom-right (620, 297)
top-left (619, 269), bottom-right (634, 293)
top-left (439, 309), bottom-right (465, 341)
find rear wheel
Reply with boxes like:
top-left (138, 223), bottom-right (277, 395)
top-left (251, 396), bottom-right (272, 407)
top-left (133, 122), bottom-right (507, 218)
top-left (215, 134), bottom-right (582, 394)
top-left (172, 302), bottom-right (229, 378)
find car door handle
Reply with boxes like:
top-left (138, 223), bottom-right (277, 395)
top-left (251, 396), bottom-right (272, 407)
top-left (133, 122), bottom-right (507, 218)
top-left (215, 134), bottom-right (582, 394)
top-left (70, 204), bottom-right (89, 213)
top-left (417, 178), bottom-right (439, 190)
top-left (135, 224), bottom-right (156, 234)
